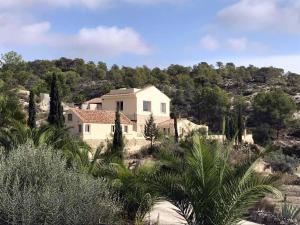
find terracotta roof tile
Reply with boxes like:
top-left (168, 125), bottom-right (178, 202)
top-left (69, 109), bottom-right (132, 125)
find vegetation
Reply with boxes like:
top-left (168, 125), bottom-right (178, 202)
top-left (0, 83), bottom-right (25, 127)
top-left (27, 90), bottom-right (36, 129)
top-left (264, 149), bottom-right (300, 173)
top-left (251, 90), bottom-right (296, 144)
top-left (48, 73), bottom-right (64, 127)
top-left (195, 86), bottom-right (230, 132)
top-left (144, 114), bottom-right (160, 149)
top-left (154, 137), bottom-right (281, 225)
top-left (112, 109), bottom-right (124, 159)
top-left (0, 143), bottom-right (124, 225)
top-left (97, 161), bottom-right (160, 225)
top-left (0, 51), bottom-right (299, 224)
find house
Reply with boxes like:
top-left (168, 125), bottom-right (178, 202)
top-left (158, 118), bottom-right (209, 138)
top-left (65, 108), bottom-right (134, 148)
top-left (82, 98), bottom-right (102, 110)
top-left (72, 85), bottom-right (221, 149)
top-left (100, 85), bottom-right (171, 133)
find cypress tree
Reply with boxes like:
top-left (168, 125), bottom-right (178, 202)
top-left (47, 73), bottom-right (64, 127)
top-left (27, 90), bottom-right (36, 129)
top-left (174, 113), bottom-right (179, 143)
top-left (112, 109), bottom-right (124, 157)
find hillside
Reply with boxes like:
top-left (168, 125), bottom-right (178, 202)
top-left (1, 51), bottom-right (300, 141)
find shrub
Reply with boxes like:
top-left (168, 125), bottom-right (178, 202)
top-left (0, 143), bottom-right (124, 225)
top-left (253, 124), bottom-right (276, 146)
top-left (264, 150), bottom-right (300, 173)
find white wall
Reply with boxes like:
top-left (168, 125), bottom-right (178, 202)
top-left (102, 95), bottom-right (137, 120)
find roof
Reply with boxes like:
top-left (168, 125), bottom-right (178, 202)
top-left (158, 118), bottom-right (186, 127)
top-left (158, 118), bottom-right (208, 128)
top-left (84, 97), bottom-right (102, 104)
top-left (102, 85), bottom-right (170, 100)
top-left (69, 108), bottom-right (132, 125)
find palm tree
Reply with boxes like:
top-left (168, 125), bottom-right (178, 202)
top-left (155, 136), bottom-right (282, 225)
top-left (97, 160), bottom-right (160, 225)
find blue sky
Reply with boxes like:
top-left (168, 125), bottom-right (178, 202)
top-left (0, 0), bottom-right (300, 73)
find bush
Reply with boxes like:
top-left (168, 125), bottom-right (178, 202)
top-left (253, 123), bottom-right (276, 146)
top-left (0, 143), bottom-right (124, 225)
top-left (264, 150), bottom-right (300, 173)
top-left (288, 119), bottom-right (300, 138)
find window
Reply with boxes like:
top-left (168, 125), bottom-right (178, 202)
top-left (161, 103), bottom-right (166, 113)
top-left (116, 101), bottom-right (123, 111)
top-left (78, 124), bottom-right (82, 133)
top-left (143, 101), bottom-right (151, 112)
top-left (111, 125), bottom-right (115, 133)
top-left (124, 125), bottom-right (128, 133)
top-left (96, 103), bottom-right (102, 110)
top-left (85, 124), bottom-right (90, 133)
top-left (67, 114), bottom-right (73, 121)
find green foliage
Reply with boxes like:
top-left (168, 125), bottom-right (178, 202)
top-left (112, 110), bottom-right (124, 159)
top-left (98, 161), bottom-right (160, 225)
top-left (0, 85), bottom-right (25, 127)
top-left (144, 114), bottom-right (160, 149)
top-left (253, 124), bottom-right (275, 146)
top-left (288, 119), bottom-right (300, 138)
top-left (27, 91), bottom-right (36, 129)
top-left (195, 86), bottom-right (230, 132)
top-left (264, 149), bottom-right (300, 173)
top-left (252, 89), bottom-right (296, 142)
top-left (47, 73), bottom-right (64, 127)
top-left (0, 143), bottom-right (124, 225)
top-left (281, 203), bottom-right (300, 221)
top-left (0, 122), bottom-right (92, 171)
top-left (154, 136), bottom-right (281, 225)
top-left (226, 96), bottom-right (248, 143)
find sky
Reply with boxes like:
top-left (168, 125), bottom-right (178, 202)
top-left (0, 0), bottom-right (300, 73)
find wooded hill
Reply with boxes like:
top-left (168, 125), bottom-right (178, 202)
top-left (1, 51), bottom-right (300, 146)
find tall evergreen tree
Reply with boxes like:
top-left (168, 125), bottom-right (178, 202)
top-left (47, 73), bottom-right (64, 127)
top-left (144, 114), bottom-right (159, 149)
top-left (112, 109), bottom-right (124, 158)
top-left (27, 90), bottom-right (36, 129)
top-left (174, 113), bottom-right (179, 143)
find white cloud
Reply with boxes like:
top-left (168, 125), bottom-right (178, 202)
top-left (199, 35), bottom-right (219, 51)
top-left (0, 13), bottom-right (150, 57)
top-left (69, 26), bottom-right (151, 56)
top-left (198, 35), bottom-right (268, 54)
top-left (217, 0), bottom-right (300, 34)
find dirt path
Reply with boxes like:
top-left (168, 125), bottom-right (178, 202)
top-left (147, 201), bottom-right (262, 225)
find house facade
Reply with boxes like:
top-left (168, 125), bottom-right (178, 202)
top-left (86, 85), bottom-right (171, 133)
top-left (65, 108), bottom-right (134, 148)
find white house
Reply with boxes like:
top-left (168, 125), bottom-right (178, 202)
top-left (65, 108), bottom-right (134, 148)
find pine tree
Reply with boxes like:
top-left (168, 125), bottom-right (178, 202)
top-left (47, 73), bottom-right (64, 127)
top-left (27, 90), bottom-right (36, 129)
top-left (112, 109), bottom-right (124, 158)
top-left (144, 114), bottom-right (159, 149)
